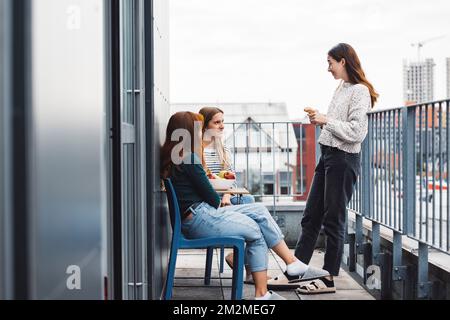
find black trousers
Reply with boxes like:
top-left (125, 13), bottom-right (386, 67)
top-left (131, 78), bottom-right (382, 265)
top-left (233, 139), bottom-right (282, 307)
top-left (294, 144), bottom-right (361, 276)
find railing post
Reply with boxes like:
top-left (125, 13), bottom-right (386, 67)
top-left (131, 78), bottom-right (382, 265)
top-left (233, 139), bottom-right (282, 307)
top-left (368, 115), bottom-right (383, 288)
top-left (379, 251), bottom-right (393, 299)
top-left (355, 126), bottom-right (372, 281)
top-left (417, 242), bottom-right (431, 299)
top-left (372, 223), bottom-right (381, 264)
top-left (392, 231), bottom-right (409, 298)
top-left (390, 107), bottom-right (416, 298)
top-left (362, 136), bottom-right (371, 218)
top-left (401, 106), bottom-right (431, 300)
top-left (348, 233), bottom-right (356, 272)
top-left (402, 106), bottom-right (416, 237)
top-left (356, 136), bottom-right (371, 249)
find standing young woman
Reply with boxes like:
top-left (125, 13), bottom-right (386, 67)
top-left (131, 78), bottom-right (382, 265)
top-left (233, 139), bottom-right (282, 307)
top-left (293, 43), bottom-right (379, 294)
top-left (198, 107), bottom-right (255, 206)
top-left (161, 112), bottom-right (322, 300)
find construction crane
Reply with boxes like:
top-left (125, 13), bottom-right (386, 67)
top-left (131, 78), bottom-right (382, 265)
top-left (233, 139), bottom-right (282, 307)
top-left (411, 35), bottom-right (446, 62)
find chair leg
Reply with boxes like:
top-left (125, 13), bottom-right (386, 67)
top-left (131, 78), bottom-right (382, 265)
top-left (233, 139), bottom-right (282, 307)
top-left (219, 246), bottom-right (225, 273)
top-left (204, 247), bottom-right (214, 285)
top-left (164, 246), bottom-right (179, 300)
top-left (231, 245), bottom-right (244, 300)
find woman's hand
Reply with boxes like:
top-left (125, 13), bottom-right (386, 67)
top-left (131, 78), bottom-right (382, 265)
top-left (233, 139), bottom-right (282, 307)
top-left (221, 194), bottom-right (232, 207)
top-left (309, 113), bottom-right (328, 126)
top-left (305, 107), bottom-right (328, 126)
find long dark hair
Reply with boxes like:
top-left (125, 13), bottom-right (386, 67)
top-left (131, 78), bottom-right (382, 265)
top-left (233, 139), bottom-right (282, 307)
top-left (160, 112), bottom-right (205, 178)
top-left (328, 43), bottom-right (379, 107)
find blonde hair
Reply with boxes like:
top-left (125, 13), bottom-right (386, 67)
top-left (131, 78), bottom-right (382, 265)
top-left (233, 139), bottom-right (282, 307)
top-left (214, 136), bottom-right (232, 170)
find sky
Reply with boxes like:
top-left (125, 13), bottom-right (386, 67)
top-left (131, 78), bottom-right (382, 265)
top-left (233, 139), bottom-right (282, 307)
top-left (169, 0), bottom-right (450, 119)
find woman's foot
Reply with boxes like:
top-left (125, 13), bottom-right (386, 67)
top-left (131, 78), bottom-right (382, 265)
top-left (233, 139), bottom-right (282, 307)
top-left (285, 258), bottom-right (309, 276)
top-left (255, 291), bottom-right (286, 300)
top-left (284, 260), bottom-right (330, 283)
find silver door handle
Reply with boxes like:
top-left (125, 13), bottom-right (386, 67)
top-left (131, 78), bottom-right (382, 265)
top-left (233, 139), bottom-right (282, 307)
top-left (128, 282), bottom-right (143, 287)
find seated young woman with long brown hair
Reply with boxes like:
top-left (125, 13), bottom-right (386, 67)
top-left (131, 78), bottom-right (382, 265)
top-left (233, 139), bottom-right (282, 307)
top-left (161, 111), bottom-right (328, 300)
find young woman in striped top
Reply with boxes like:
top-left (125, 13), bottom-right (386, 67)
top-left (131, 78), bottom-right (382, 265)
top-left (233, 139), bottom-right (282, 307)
top-left (199, 107), bottom-right (255, 206)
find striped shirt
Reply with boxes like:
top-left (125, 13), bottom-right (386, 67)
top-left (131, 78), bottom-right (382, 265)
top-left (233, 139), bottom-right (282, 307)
top-left (204, 145), bottom-right (237, 189)
top-left (204, 145), bottom-right (234, 175)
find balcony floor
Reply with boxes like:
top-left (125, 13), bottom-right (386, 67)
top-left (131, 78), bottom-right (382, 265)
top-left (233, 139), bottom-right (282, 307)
top-left (172, 249), bottom-right (375, 300)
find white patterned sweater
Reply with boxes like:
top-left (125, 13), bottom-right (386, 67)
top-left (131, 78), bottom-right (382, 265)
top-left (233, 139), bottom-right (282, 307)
top-left (318, 82), bottom-right (372, 154)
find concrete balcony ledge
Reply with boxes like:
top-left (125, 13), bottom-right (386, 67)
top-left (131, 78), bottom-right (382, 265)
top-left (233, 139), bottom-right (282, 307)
top-left (348, 210), bottom-right (450, 275)
top-left (263, 201), bottom-right (306, 212)
top-left (347, 210), bottom-right (450, 299)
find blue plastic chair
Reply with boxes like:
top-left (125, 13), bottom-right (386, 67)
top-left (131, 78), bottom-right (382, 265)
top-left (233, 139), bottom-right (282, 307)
top-left (163, 179), bottom-right (245, 300)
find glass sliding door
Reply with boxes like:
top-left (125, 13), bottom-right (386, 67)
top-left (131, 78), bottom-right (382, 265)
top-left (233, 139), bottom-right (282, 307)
top-left (29, 0), bottom-right (107, 299)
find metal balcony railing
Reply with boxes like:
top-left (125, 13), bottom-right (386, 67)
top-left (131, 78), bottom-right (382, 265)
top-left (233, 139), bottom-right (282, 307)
top-left (223, 121), bottom-right (309, 213)
top-left (225, 103), bottom-right (450, 299)
top-left (348, 99), bottom-right (450, 299)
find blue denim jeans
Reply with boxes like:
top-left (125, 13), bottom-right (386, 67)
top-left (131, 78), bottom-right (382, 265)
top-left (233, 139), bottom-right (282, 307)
top-left (182, 202), bottom-right (284, 272)
top-left (230, 194), bottom-right (255, 205)
top-left (220, 203), bottom-right (284, 249)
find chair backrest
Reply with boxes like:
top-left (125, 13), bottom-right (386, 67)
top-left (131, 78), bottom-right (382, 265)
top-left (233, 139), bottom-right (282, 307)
top-left (163, 178), bottom-right (182, 239)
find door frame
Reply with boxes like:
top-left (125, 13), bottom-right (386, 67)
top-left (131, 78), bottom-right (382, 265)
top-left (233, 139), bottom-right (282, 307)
top-left (108, 0), bottom-right (123, 300)
top-left (108, 0), bottom-right (149, 300)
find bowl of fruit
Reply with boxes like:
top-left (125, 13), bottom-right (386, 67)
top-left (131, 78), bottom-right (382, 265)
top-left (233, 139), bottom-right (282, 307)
top-left (207, 170), bottom-right (236, 190)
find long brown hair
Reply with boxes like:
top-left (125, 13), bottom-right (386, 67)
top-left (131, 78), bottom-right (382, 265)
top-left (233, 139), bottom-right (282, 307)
top-left (328, 43), bottom-right (379, 107)
top-left (198, 107), bottom-right (232, 170)
top-left (160, 112), bottom-right (205, 178)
